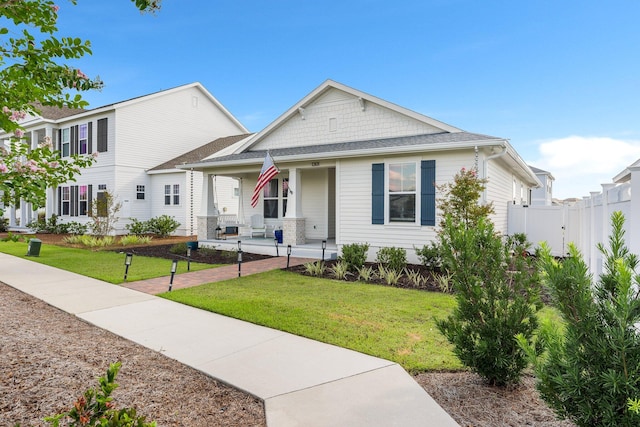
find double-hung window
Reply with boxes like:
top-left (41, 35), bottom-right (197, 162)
top-left (164, 184), bottom-right (180, 205)
top-left (79, 124), bottom-right (88, 154)
top-left (61, 128), bottom-right (70, 157)
top-left (372, 160), bottom-right (435, 226)
top-left (136, 185), bottom-right (145, 200)
top-left (388, 163), bottom-right (416, 223)
top-left (61, 187), bottom-right (70, 215)
top-left (79, 185), bottom-right (88, 215)
top-left (263, 180), bottom-right (278, 219)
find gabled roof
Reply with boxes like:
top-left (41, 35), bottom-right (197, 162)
top-left (11, 83), bottom-right (248, 134)
top-left (36, 104), bottom-right (85, 120)
top-left (182, 131), bottom-right (504, 167)
top-left (148, 134), bottom-right (253, 172)
top-left (529, 165), bottom-right (555, 180)
top-left (232, 79), bottom-right (462, 153)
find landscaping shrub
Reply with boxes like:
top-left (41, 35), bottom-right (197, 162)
top-left (119, 235), bottom-right (152, 246)
top-left (519, 211), bottom-right (640, 426)
top-left (329, 260), bottom-right (351, 280)
top-left (145, 215), bottom-right (180, 238)
top-left (126, 218), bottom-right (149, 236)
top-left (0, 216), bottom-right (8, 232)
top-left (436, 167), bottom-right (542, 387)
top-left (437, 216), bottom-right (542, 386)
top-left (66, 221), bottom-right (88, 236)
top-left (89, 191), bottom-right (121, 237)
top-left (339, 242), bottom-right (369, 272)
top-left (415, 241), bottom-right (442, 270)
top-left (170, 242), bottom-right (188, 255)
top-left (304, 261), bottom-right (326, 277)
top-left (27, 214), bottom-right (69, 234)
top-left (375, 246), bottom-right (406, 273)
top-left (43, 362), bottom-right (156, 427)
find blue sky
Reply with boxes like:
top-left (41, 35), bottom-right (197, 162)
top-left (54, 0), bottom-right (640, 199)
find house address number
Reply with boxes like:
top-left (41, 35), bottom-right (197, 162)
top-left (311, 161), bottom-right (320, 166)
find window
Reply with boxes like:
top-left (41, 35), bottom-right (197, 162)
top-left (282, 178), bottom-right (289, 217)
top-left (388, 163), bottom-right (416, 223)
top-left (79, 185), bottom-right (88, 215)
top-left (164, 184), bottom-right (180, 205)
top-left (61, 128), bottom-right (70, 157)
top-left (372, 160), bottom-right (435, 226)
top-left (61, 187), bottom-right (70, 215)
top-left (233, 187), bottom-right (240, 197)
top-left (136, 185), bottom-right (145, 200)
top-left (79, 124), bottom-right (88, 154)
top-left (263, 179), bottom-right (278, 219)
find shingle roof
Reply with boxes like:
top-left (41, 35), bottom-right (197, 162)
top-left (148, 134), bottom-right (253, 171)
top-left (183, 131), bottom-right (502, 167)
top-left (35, 104), bottom-right (85, 120)
top-left (528, 165), bottom-right (551, 175)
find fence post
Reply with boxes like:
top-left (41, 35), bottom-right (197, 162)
top-left (629, 165), bottom-right (640, 258)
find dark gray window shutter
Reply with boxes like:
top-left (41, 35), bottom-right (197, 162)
top-left (57, 129), bottom-right (62, 158)
top-left (421, 160), bottom-right (436, 226)
top-left (97, 118), bottom-right (108, 152)
top-left (372, 163), bottom-right (385, 224)
top-left (88, 184), bottom-right (93, 216)
top-left (88, 121), bottom-right (93, 153)
top-left (71, 125), bottom-right (78, 155)
top-left (57, 187), bottom-right (62, 216)
top-left (71, 185), bottom-right (78, 217)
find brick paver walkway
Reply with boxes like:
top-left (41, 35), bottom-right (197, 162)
top-left (122, 256), bottom-right (312, 295)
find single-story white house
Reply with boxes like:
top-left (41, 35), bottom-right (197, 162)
top-left (181, 80), bottom-right (540, 262)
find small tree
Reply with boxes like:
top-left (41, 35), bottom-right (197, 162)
top-left (437, 167), bottom-right (494, 230)
top-left (520, 211), bottom-right (640, 426)
top-left (88, 191), bottom-right (121, 237)
top-left (436, 167), bottom-right (542, 386)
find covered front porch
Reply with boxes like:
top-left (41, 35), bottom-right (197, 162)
top-left (199, 236), bottom-right (338, 260)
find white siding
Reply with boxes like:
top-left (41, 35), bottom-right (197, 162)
top-left (485, 160), bottom-right (514, 234)
top-left (254, 88), bottom-right (442, 151)
top-left (337, 152), bottom-right (478, 263)
top-left (150, 173), bottom-right (188, 235)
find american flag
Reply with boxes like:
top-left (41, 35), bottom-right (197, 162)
top-left (251, 152), bottom-right (279, 208)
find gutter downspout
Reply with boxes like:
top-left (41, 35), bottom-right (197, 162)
top-left (482, 144), bottom-right (507, 204)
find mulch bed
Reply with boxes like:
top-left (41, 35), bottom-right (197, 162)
top-left (120, 243), bottom-right (273, 264)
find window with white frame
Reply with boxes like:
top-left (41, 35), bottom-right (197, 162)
top-left (164, 184), bottom-right (180, 205)
top-left (263, 179), bottom-right (278, 219)
top-left (61, 187), bottom-right (70, 215)
top-left (388, 163), bottom-right (416, 222)
top-left (136, 185), bottom-right (145, 200)
top-left (79, 124), bottom-right (88, 154)
top-left (61, 128), bottom-right (70, 157)
top-left (79, 185), bottom-right (88, 215)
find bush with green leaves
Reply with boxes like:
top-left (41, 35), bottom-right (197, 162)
top-left (44, 362), bottom-right (156, 427)
top-left (375, 246), bottom-right (406, 273)
top-left (339, 242), bottom-right (369, 272)
top-left (67, 221), bottom-right (89, 236)
top-left (437, 216), bottom-right (542, 386)
top-left (146, 215), bottom-right (180, 238)
top-left (126, 218), bottom-right (150, 236)
top-left (415, 241), bottom-right (442, 270)
top-left (519, 211), bottom-right (640, 426)
top-left (27, 214), bottom-right (70, 234)
top-left (0, 216), bottom-right (8, 232)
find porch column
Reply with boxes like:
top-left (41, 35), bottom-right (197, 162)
top-left (629, 165), bottom-right (640, 258)
top-left (283, 167), bottom-right (305, 245)
top-left (196, 173), bottom-right (219, 240)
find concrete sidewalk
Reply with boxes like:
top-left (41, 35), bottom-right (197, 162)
top-left (0, 253), bottom-right (458, 426)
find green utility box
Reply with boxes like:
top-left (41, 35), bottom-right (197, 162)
top-left (27, 238), bottom-right (42, 256)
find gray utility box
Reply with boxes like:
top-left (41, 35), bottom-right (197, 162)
top-left (27, 238), bottom-right (42, 256)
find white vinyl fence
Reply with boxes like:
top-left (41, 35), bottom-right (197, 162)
top-left (508, 165), bottom-right (640, 277)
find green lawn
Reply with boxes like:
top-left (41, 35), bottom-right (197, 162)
top-left (0, 241), bottom-right (217, 284)
top-left (161, 270), bottom-right (562, 373)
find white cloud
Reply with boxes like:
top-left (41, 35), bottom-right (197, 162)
top-left (528, 136), bottom-right (640, 200)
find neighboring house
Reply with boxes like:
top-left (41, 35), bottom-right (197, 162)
top-left (529, 166), bottom-right (555, 206)
top-left (181, 80), bottom-right (540, 262)
top-left (0, 83), bottom-right (248, 235)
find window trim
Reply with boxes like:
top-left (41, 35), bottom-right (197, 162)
top-left (136, 185), bottom-right (145, 200)
top-left (387, 162), bottom-right (418, 224)
top-left (164, 184), bottom-right (180, 206)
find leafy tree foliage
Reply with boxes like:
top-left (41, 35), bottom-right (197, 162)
top-left (436, 167), bottom-right (542, 386)
top-left (0, 0), bottom-right (160, 209)
top-left (521, 211), bottom-right (640, 426)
